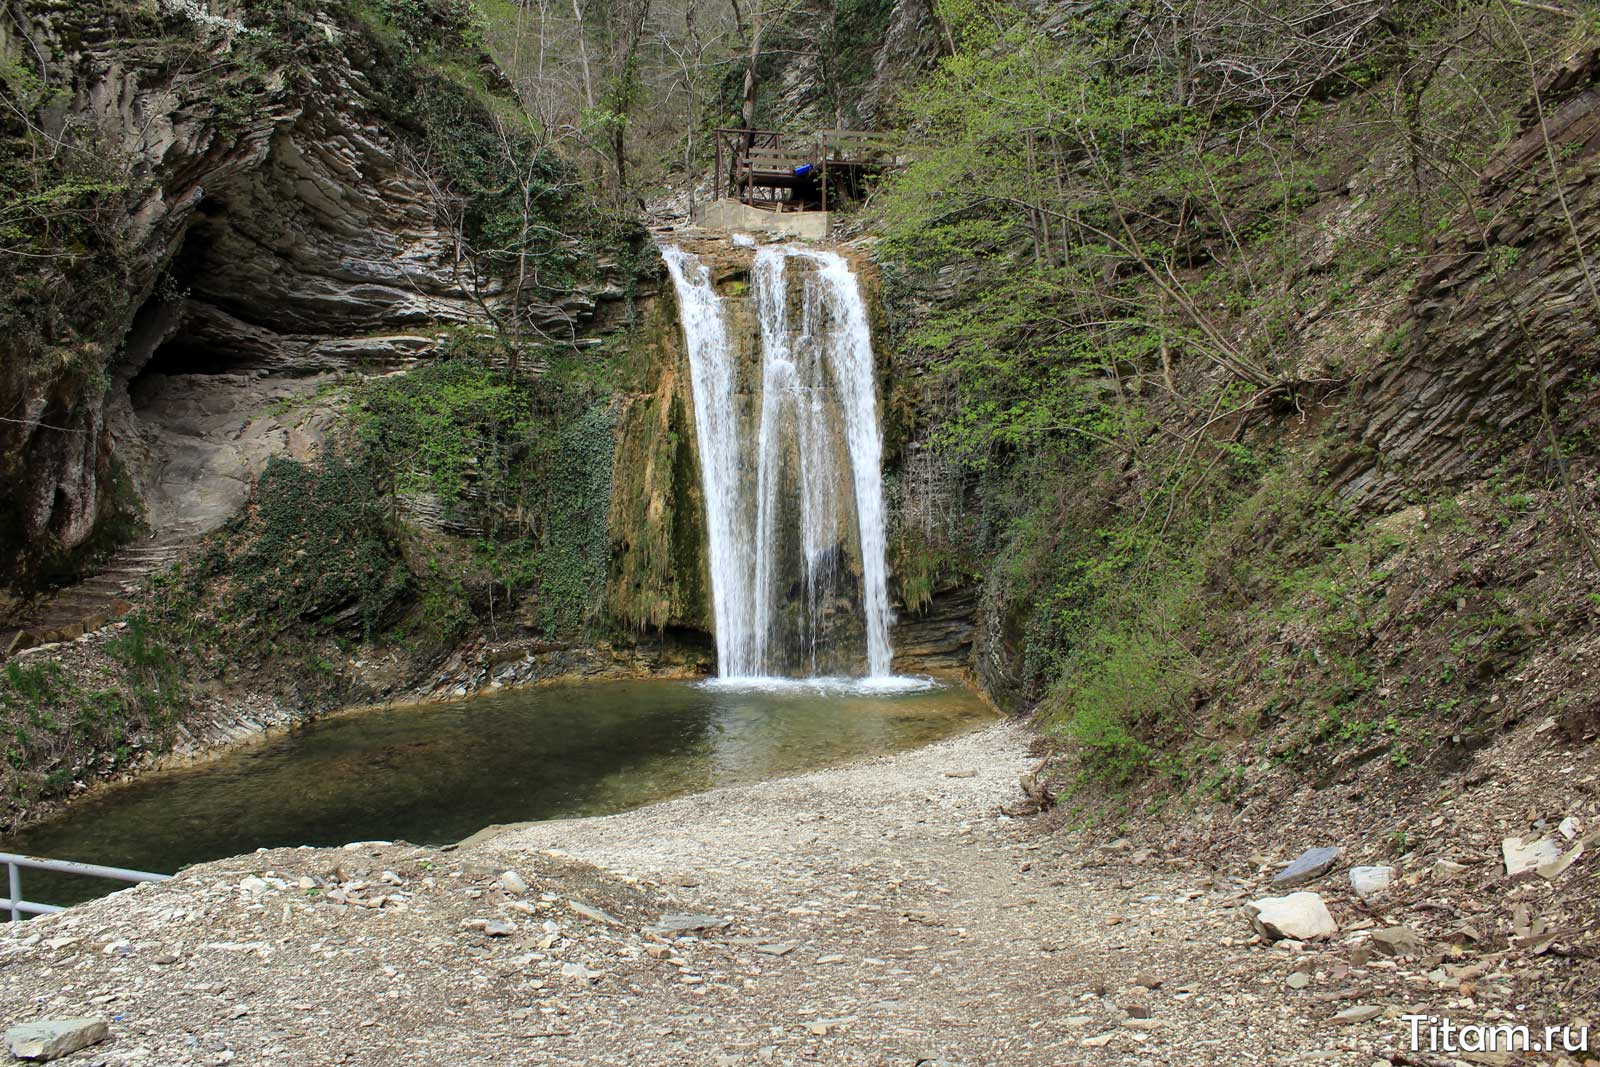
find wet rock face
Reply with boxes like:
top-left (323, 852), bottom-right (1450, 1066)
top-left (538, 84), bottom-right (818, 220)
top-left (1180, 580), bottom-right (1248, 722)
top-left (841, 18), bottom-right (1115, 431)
top-left (1330, 49), bottom-right (1600, 510)
top-left (891, 583), bottom-right (977, 673)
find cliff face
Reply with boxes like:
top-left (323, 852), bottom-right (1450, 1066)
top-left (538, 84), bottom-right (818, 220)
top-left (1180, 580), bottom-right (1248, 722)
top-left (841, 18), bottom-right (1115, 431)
top-left (0, 0), bottom-right (620, 593)
top-left (1331, 49), bottom-right (1600, 510)
top-left (607, 269), bottom-right (713, 636)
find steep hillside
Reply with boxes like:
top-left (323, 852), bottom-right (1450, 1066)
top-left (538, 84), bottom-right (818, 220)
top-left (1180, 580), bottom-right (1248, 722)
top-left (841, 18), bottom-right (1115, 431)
top-left (860, 3), bottom-right (1600, 815)
top-left (0, 0), bottom-right (656, 824)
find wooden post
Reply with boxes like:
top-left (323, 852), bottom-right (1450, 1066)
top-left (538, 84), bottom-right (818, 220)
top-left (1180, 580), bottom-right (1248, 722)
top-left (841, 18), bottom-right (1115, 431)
top-left (820, 137), bottom-right (827, 215)
top-left (715, 136), bottom-right (722, 202)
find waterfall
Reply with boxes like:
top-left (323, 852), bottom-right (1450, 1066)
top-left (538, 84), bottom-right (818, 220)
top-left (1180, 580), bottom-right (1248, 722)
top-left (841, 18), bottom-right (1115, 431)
top-left (660, 246), bottom-right (759, 675)
top-left (661, 243), bottom-right (897, 680)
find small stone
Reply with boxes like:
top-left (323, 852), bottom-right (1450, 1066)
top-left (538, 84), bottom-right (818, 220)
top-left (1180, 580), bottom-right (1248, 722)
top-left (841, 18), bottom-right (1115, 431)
top-left (1273, 847), bottom-right (1343, 888)
top-left (500, 871), bottom-right (529, 895)
top-left (943, 770), bottom-right (977, 778)
top-left (1244, 892), bottom-right (1338, 942)
top-left (755, 943), bottom-right (796, 956)
top-left (1122, 1018), bottom-right (1165, 1031)
top-left (559, 962), bottom-right (599, 980)
top-left (568, 900), bottom-right (623, 927)
top-left (1502, 836), bottom-right (1562, 878)
top-left (1559, 816), bottom-right (1582, 840)
top-left (1369, 925), bottom-right (1422, 957)
top-left (239, 877), bottom-right (271, 897)
top-left (645, 944), bottom-right (672, 959)
top-left (1132, 970), bottom-right (1162, 989)
top-left (815, 954), bottom-right (845, 964)
top-left (644, 913), bottom-right (729, 937)
top-left (5, 1018), bottom-right (111, 1061)
top-left (1123, 1003), bottom-right (1152, 1019)
top-left (1432, 859), bottom-right (1469, 880)
top-left (1286, 972), bottom-right (1311, 990)
top-left (1330, 1005), bottom-right (1383, 1025)
top-left (1348, 866), bottom-right (1394, 899)
top-left (1537, 843), bottom-right (1583, 881)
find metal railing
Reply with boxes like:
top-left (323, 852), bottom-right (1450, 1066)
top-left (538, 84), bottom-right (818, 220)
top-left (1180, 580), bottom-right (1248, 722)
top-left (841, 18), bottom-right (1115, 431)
top-left (2, 852), bottom-right (170, 922)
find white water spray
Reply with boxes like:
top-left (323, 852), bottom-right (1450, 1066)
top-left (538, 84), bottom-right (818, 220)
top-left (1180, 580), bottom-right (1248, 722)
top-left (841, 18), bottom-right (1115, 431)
top-left (660, 245), bottom-right (759, 676)
top-left (661, 243), bottom-right (896, 680)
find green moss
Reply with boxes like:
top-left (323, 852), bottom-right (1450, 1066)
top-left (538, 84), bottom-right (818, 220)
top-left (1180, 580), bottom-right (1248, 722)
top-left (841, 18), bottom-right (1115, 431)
top-left (222, 450), bottom-right (413, 640)
top-left (605, 294), bottom-right (711, 633)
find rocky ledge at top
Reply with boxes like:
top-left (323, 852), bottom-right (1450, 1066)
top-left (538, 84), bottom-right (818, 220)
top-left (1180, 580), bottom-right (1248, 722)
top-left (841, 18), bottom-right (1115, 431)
top-left (0, 0), bottom-right (632, 575)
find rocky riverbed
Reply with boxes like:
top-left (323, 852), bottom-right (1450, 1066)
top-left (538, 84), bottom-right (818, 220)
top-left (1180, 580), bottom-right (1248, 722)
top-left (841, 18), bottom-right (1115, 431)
top-left (2, 721), bottom-right (1596, 1066)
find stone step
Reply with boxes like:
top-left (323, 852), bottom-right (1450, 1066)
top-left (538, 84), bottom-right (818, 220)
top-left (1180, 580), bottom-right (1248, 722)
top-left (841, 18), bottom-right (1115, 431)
top-left (1, 534), bottom-right (199, 659)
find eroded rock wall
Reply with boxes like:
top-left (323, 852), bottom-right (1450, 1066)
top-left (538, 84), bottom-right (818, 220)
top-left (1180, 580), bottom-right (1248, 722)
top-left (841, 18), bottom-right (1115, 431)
top-left (0, 0), bottom-right (620, 590)
top-left (607, 272), bottom-right (714, 634)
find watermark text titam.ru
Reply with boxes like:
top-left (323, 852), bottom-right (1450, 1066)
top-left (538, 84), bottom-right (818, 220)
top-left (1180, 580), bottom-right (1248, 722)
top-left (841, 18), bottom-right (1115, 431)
top-left (1403, 1014), bottom-right (1590, 1055)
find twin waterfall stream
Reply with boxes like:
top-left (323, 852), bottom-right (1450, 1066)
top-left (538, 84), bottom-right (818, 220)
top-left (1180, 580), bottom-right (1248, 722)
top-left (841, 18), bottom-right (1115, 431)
top-left (661, 243), bottom-right (898, 684)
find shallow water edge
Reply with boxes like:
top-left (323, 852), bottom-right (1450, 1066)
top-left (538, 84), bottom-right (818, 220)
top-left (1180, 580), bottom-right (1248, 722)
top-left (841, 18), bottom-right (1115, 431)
top-left (3, 674), bottom-right (997, 908)
top-left (5, 657), bottom-right (990, 850)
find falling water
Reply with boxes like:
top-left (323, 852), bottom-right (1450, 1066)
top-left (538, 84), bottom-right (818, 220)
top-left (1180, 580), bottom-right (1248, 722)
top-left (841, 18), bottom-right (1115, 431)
top-left (798, 249), bottom-right (894, 677)
top-left (660, 246), bottom-right (759, 675)
top-left (661, 243), bottom-right (896, 680)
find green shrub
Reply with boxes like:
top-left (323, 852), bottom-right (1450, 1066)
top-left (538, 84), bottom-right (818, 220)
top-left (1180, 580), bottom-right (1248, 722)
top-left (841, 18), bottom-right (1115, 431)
top-left (227, 450), bottom-right (414, 639)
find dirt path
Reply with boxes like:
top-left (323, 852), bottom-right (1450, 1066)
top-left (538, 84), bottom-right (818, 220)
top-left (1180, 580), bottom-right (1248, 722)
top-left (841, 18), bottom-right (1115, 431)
top-left (0, 722), bottom-right (1575, 1066)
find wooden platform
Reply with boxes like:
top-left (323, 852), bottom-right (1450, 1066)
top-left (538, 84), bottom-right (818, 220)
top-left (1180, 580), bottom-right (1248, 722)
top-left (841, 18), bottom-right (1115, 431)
top-left (714, 128), bottom-right (897, 213)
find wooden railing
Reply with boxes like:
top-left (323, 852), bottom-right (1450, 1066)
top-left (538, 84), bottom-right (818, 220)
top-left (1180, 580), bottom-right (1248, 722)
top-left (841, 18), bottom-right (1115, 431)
top-left (713, 127), bottom-right (900, 212)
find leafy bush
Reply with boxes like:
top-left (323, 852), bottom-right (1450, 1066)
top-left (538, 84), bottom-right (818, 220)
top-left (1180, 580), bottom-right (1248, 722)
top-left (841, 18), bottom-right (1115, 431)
top-left (355, 352), bottom-right (615, 639)
top-left (227, 450), bottom-right (413, 639)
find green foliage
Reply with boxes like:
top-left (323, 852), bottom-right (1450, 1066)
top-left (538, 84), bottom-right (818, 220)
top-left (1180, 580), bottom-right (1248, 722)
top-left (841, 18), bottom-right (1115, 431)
top-left (871, 0), bottom-right (1581, 797)
top-left (0, 620), bottom-right (193, 812)
top-left (370, 0), bottom-right (483, 52)
top-left (225, 450), bottom-right (413, 640)
top-left (353, 351), bottom-right (616, 639)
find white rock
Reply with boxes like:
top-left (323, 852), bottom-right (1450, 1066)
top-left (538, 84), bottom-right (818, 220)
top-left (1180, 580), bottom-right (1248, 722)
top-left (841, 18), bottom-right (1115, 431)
top-left (1537, 842), bottom-right (1583, 881)
top-left (1243, 892), bottom-right (1338, 942)
top-left (1348, 865), bottom-right (1394, 899)
top-left (500, 870), bottom-right (528, 895)
top-left (1502, 836), bottom-right (1562, 878)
